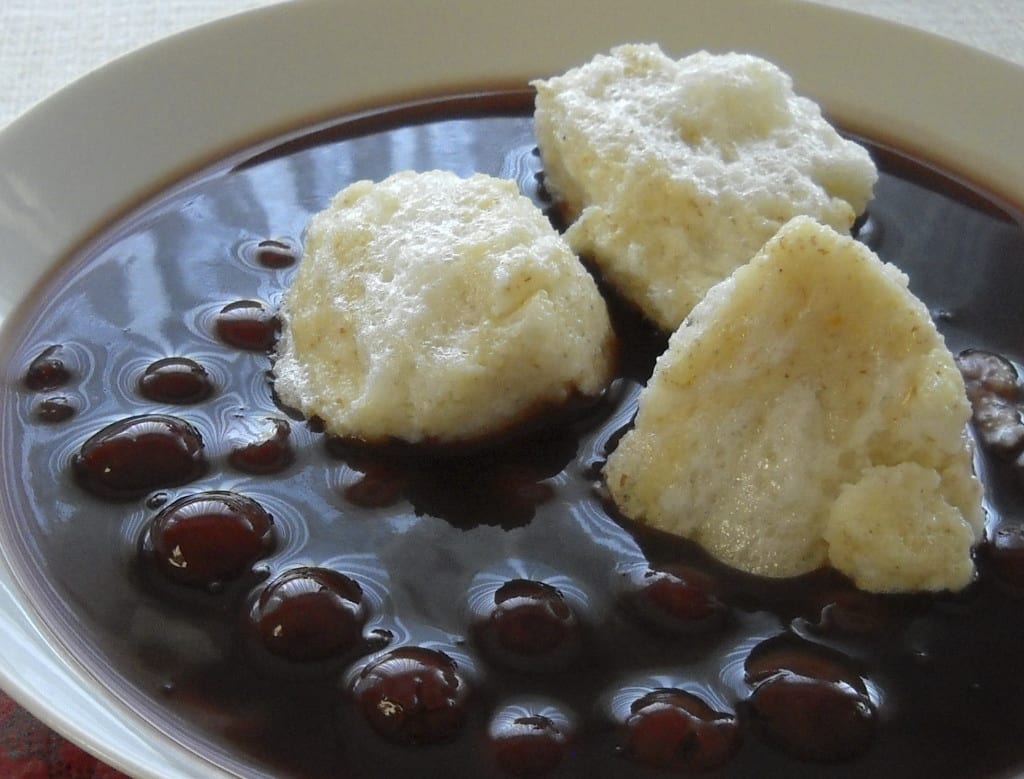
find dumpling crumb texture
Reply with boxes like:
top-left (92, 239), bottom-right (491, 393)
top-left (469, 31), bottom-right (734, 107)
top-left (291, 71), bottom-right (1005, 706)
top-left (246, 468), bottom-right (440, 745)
top-left (274, 170), bottom-right (616, 444)
top-left (603, 216), bottom-right (983, 593)
top-left (532, 43), bottom-right (879, 330)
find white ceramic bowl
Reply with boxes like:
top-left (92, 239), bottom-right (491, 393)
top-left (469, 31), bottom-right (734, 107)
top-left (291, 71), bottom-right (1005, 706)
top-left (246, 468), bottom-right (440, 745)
top-left (0, 1), bottom-right (1022, 776)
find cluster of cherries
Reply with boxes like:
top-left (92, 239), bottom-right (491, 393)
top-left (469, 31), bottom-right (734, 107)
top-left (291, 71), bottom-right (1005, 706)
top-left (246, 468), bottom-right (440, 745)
top-left (957, 349), bottom-right (1024, 585)
top-left (18, 238), bottom-right (895, 776)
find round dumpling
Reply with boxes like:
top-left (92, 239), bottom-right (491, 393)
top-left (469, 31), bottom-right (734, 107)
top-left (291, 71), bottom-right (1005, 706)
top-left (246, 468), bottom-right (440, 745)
top-left (533, 43), bottom-right (878, 330)
top-left (273, 169), bottom-right (616, 444)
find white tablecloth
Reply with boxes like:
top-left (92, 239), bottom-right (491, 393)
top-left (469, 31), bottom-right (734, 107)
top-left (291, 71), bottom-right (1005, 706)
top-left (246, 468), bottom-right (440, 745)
top-left (1, 0), bottom-right (1021, 131)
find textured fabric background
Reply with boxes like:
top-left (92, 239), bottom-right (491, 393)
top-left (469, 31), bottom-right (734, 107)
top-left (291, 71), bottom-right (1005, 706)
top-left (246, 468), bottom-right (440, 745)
top-left (0, 0), bottom-right (1022, 129)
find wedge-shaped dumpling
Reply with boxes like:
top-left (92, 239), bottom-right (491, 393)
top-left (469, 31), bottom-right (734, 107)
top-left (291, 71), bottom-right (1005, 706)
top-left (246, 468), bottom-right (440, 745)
top-left (603, 216), bottom-right (983, 592)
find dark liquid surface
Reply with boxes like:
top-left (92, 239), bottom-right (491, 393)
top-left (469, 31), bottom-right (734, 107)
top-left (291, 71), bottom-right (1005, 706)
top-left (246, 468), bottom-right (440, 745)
top-left (2, 91), bottom-right (1024, 778)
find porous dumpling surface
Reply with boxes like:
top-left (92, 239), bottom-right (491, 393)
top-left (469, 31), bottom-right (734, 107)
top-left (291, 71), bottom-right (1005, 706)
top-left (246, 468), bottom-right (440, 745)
top-left (532, 43), bottom-right (878, 330)
top-left (603, 216), bottom-right (983, 592)
top-left (274, 170), bottom-right (615, 444)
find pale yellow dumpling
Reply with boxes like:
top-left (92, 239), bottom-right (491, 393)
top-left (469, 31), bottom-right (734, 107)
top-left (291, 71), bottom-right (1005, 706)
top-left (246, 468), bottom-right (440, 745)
top-left (533, 43), bottom-right (878, 330)
top-left (274, 170), bottom-right (616, 444)
top-left (604, 216), bottom-right (982, 592)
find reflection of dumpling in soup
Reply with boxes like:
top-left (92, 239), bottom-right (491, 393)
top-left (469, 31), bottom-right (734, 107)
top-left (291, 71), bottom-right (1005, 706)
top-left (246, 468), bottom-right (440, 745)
top-left (533, 43), bottom-right (878, 330)
top-left (604, 217), bottom-right (983, 593)
top-left (273, 169), bottom-right (616, 444)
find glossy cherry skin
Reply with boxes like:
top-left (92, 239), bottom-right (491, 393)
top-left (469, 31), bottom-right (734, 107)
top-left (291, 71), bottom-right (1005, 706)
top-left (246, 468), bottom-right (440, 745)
top-left (144, 490), bottom-right (274, 589)
top-left (72, 414), bottom-right (206, 499)
top-left (250, 567), bottom-right (367, 661)
top-left (352, 646), bottom-right (469, 744)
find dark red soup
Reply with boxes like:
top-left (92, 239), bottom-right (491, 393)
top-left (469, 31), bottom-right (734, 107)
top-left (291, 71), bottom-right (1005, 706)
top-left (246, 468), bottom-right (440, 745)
top-left (3, 90), bottom-right (1024, 779)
